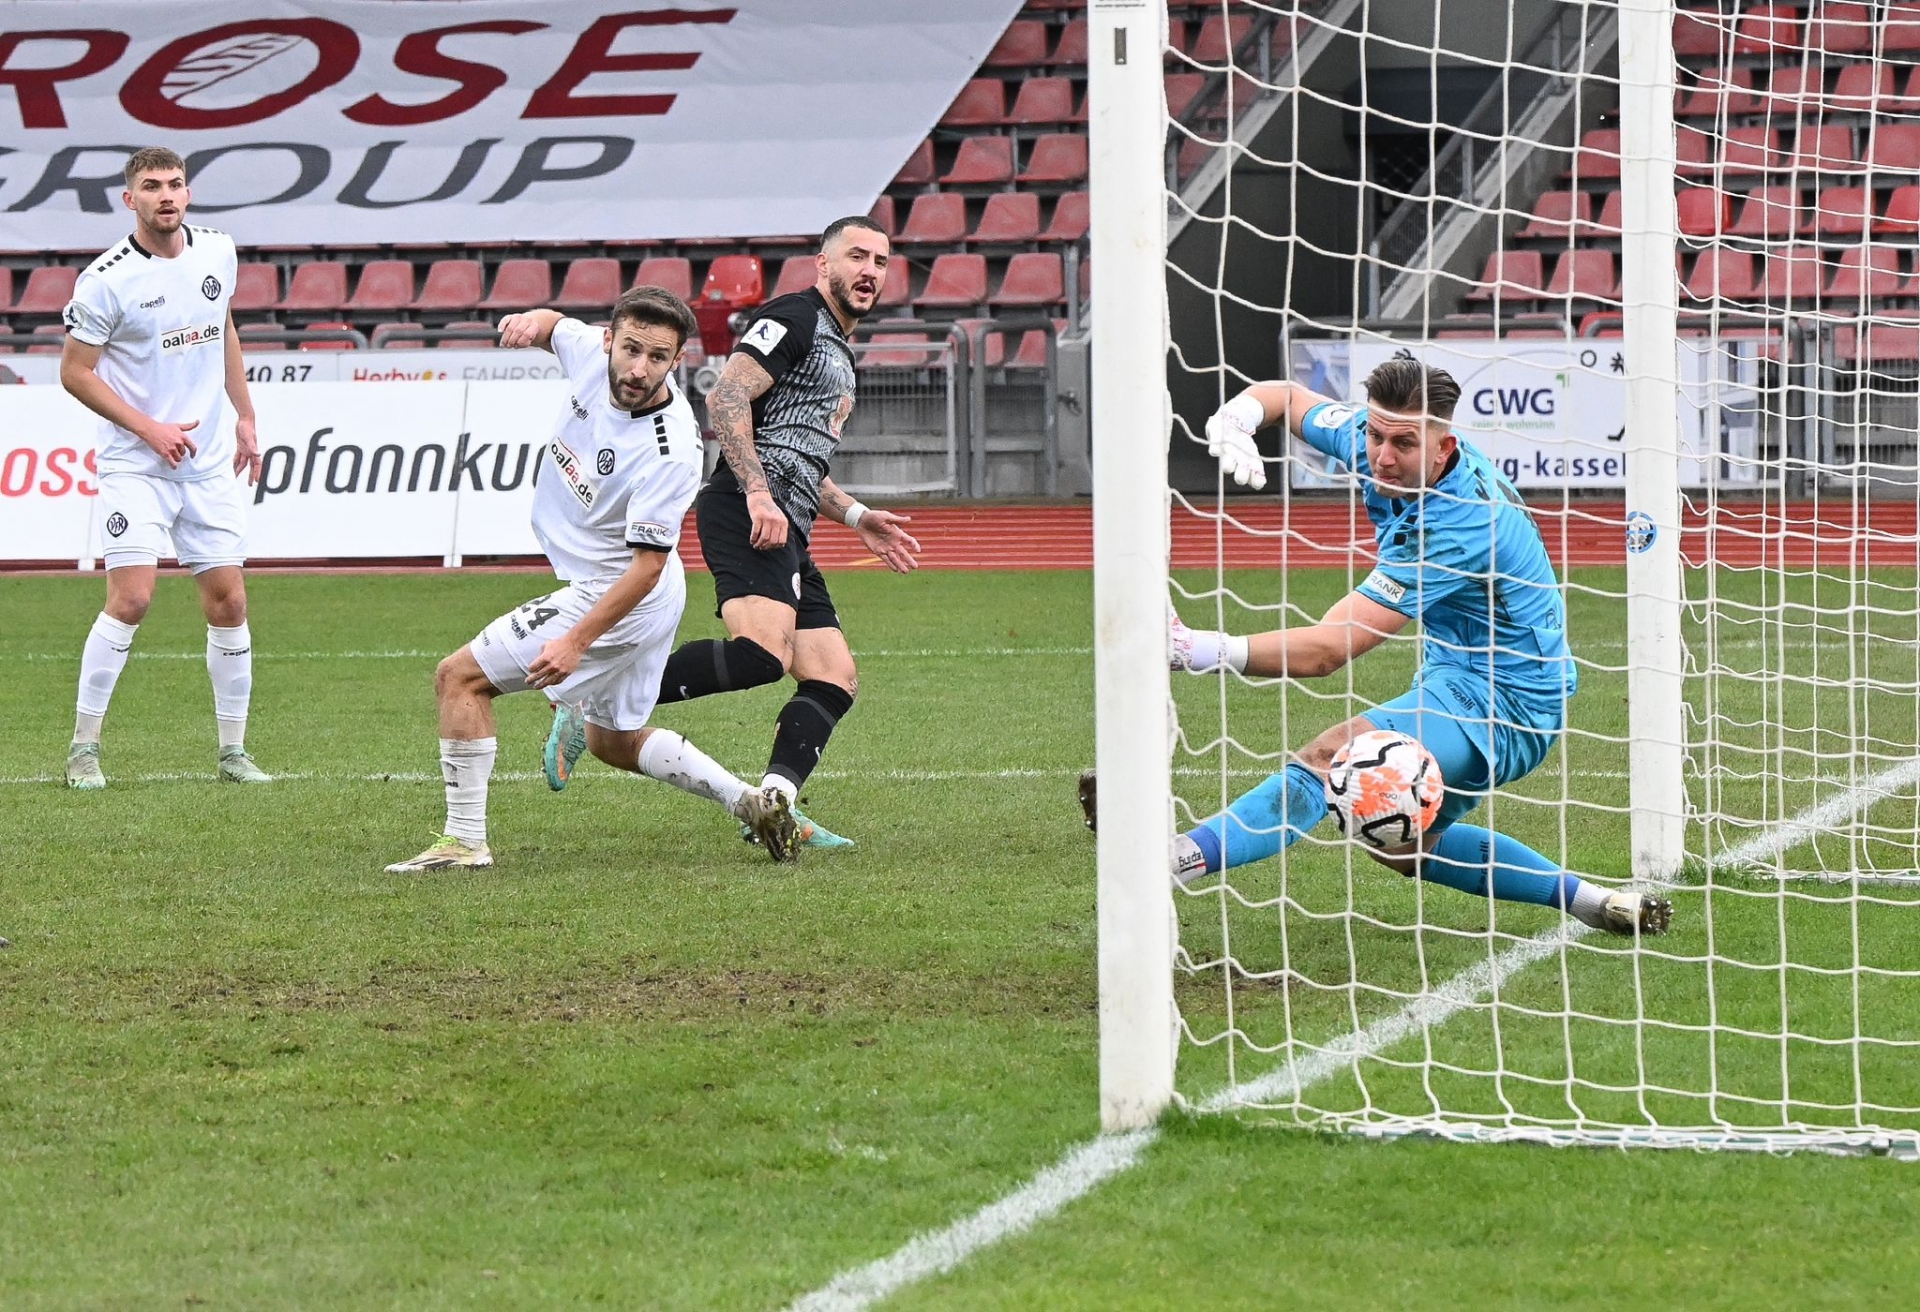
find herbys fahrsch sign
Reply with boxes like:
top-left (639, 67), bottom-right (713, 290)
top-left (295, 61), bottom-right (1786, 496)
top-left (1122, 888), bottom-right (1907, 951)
top-left (0, 0), bottom-right (1023, 246)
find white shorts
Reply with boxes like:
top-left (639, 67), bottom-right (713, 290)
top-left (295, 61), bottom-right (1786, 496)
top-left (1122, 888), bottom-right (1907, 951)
top-left (469, 561), bottom-right (686, 732)
top-left (98, 471), bottom-right (249, 572)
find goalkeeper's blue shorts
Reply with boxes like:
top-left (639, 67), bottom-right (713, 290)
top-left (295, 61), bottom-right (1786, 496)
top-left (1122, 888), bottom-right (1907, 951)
top-left (1367, 665), bottom-right (1564, 832)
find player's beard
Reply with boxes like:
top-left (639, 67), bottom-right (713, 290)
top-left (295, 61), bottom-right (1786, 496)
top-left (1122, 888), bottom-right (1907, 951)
top-left (609, 365), bottom-right (666, 411)
top-left (827, 270), bottom-right (877, 323)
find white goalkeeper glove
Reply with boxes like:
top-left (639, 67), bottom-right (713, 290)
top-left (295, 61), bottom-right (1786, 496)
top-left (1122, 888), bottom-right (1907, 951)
top-left (1204, 392), bottom-right (1268, 490)
top-left (1169, 610), bottom-right (1248, 674)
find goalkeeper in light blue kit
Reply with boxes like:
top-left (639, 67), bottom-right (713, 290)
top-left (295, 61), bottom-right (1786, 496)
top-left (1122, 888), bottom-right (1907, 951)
top-left (1081, 357), bottom-right (1670, 937)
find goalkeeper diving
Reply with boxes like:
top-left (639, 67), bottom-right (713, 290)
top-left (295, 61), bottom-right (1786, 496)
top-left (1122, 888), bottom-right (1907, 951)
top-left (1081, 358), bottom-right (1671, 937)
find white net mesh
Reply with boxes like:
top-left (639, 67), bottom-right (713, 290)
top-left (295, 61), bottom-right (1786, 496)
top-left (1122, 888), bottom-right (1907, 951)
top-left (1160, 0), bottom-right (1920, 1153)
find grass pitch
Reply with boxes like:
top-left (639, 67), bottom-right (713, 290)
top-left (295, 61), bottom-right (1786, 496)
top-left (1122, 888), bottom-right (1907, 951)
top-left (2, 566), bottom-right (1918, 1310)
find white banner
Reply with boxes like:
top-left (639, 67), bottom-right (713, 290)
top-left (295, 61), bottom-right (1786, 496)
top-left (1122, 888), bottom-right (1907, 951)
top-left (0, 379), bottom-right (567, 563)
top-left (0, 0), bottom-right (1021, 246)
top-left (1289, 337), bottom-right (1762, 490)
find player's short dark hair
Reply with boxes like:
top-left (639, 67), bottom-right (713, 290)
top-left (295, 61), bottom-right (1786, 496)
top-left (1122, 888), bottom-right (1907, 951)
top-left (125, 147), bottom-right (186, 188)
top-left (820, 215), bottom-right (889, 252)
top-left (611, 285), bottom-right (698, 349)
top-left (1363, 357), bottom-right (1461, 422)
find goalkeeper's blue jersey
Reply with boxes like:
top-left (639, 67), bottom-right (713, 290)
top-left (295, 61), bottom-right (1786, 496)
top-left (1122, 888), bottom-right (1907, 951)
top-left (1299, 401), bottom-right (1576, 705)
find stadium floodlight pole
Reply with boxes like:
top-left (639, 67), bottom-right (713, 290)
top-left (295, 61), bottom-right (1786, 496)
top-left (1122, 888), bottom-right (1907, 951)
top-left (1089, 0), bottom-right (1177, 1132)
top-left (1617, 0), bottom-right (1687, 879)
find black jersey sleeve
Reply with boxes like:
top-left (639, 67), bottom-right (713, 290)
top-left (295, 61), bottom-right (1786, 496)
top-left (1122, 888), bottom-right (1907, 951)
top-left (730, 294), bottom-right (819, 385)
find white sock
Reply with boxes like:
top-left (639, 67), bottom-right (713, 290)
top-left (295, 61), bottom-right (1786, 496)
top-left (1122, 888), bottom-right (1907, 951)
top-left (639, 730), bottom-right (748, 815)
top-left (207, 623), bottom-right (253, 749)
top-left (75, 612), bottom-right (139, 743)
top-left (441, 736), bottom-right (496, 844)
top-left (759, 772), bottom-right (798, 804)
top-left (1173, 833), bottom-right (1208, 886)
top-left (1569, 879), bottom-right (1613, 928)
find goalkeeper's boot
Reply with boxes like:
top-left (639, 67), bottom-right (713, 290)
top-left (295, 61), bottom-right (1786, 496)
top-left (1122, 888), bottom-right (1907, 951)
top-left (1077, 768), bottom-right (1098, 834)
top-left (735, 787), bottom-right (800, 864)
top-left (544, 700), bottom-right (588, 791)
top-left (741, 805), bottom-right (855, 851)
top-left (65, 742), bottom-right (106, 791)
top-left (386, 834), bottom-right (493, 874)
top-left (218, 746), bottom-right (272, 784)
top-left (1597, 889), bottom-right (1673, 937)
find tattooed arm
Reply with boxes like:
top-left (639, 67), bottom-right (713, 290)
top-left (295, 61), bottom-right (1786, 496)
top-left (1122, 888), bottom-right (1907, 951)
top-left (820, 476), bottom-right (920, 574)
top-left (708, 352), bottom-right (787, 550)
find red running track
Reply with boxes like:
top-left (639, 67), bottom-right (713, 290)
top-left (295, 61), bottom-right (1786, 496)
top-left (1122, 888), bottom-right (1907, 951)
top-left (701, 500), bottom-right (1920, 573)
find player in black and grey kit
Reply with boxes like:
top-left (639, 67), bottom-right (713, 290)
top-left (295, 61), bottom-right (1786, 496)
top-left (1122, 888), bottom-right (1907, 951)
top-left (655, 216), bottom-right (920, 855)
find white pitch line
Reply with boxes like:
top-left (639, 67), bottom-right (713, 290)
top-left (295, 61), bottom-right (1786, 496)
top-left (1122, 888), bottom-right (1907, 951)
top-left (783, 756), bottom-right (1920, 1312)
top-left (0, 647), bottom-right (1097, 663)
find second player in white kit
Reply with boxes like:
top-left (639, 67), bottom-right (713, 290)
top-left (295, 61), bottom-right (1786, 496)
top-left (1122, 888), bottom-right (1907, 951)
top-left (386, 287), bottom-right (802, 873)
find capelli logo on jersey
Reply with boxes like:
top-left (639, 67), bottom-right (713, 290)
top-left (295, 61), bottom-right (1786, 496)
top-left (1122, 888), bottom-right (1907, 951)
top-left (160, 322), bottom-right (222, 354)
top-left (139, 294), bottom-right (167, 309)
top-left (569, 395), bottom-right (589, 420)
top-left (549, 438), bottom-right (595, 508)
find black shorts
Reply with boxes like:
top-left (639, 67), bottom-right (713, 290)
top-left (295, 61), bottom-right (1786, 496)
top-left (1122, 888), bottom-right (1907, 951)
top-left (695, 487), bottom-right (840, 630)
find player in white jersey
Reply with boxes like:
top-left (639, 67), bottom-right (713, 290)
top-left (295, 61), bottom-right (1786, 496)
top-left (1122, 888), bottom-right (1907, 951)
top-left (386, 287), bottom-right (802, 873)
top-left (58, 146), bottom-right (269, 789)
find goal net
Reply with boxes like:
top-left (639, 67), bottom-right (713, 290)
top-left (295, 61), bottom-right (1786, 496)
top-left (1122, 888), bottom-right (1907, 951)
top-left (1092, 0), bottom-right (1920, 1154)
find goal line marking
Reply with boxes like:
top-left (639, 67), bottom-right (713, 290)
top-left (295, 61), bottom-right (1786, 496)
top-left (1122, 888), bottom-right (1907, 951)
top-left (781, 756), bottom-right (1920, 1312)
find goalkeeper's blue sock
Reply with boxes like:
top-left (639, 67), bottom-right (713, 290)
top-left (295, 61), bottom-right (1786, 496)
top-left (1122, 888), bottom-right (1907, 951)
top-left (1186, 763), bottom-right (1327, 874)
top-left (1418, 824), bottom-right (1584, 909)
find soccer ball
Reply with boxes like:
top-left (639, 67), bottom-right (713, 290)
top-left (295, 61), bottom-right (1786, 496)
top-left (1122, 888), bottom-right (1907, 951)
top-left (1324, 730), bottom-right (1444, 850)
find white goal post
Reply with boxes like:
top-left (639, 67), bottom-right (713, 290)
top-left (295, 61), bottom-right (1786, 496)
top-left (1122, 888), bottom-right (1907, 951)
top-left (1093, 0), bottom-right (1920, 1154)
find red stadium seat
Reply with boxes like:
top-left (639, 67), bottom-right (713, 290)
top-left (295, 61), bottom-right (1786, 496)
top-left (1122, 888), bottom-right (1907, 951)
top-left (1865, 124), bottom-right (1920, 174)
top-left (1729, 186), bottom-right (1800, 239)
top-left (14, 265), bottom-right (77, 314)
top-left (1008, 324), bottom-right (1060, 369)
top-left (1007, 77), bottom-right (1077, 126)
top-left (969, 192), bottom-right (1041, 243)
top-left (901, 193), bottom-right (969, 245)
top-left (1018, 134), bottom-right (1089, 185)
top-left (1672, 7), bottom-right (1726, 58)
top-left (437, 320), bottom-right (496, 349)
top-left (1592, 191), bottom-right (1623, 236)
top-left (940, 78), bottom-right (1006, 128)
top-left (1044, 191), bottom-right (1090, 242)
top-left (412, 259), bottom-right (484, 312)
top-left (1760, 250), bottom-right (1826, 302)
top-left (1674, 126), bottom-right (1714, 176)
top-left (985, 19), bottom-right (1049, 68)
top-left (941, 137), bottom-right (1016, 185)
top-left (1790, 126), bottom-right (1861, 175)
top-left (300, 321), bottom-right (358, 350)
top-left (912, 254), bottom-right (989, 309)
top-left (346, 260), bottom-right (415, 313)
top-left (1733, 5), bottom-right (1801, 55)
top-left (1806, 185), bottom-right (1874, 236)
top-left (1515, 190), bottom-right (1592, 240)
top-left (1827, 245), bottom-right (1908, 300)
top-left (1811, 3), bottom-right (1877, 55)
top-left (1574, 129), bottom-right (1622, 180)
top-left (867, 195), bottom-right (897, 238)
top-left (1192, 15), bottom-right (1251, 67)
top-left (990, 252), bottom-right (1065, 307)
top-left (874, 261), bottom-right (912, 311)
top-left (1761, 64), bottom-right (1827, 115)
top-left (1676, 186), bottom-right (1731, 236)
top-left (859, 331), bottom-right (933, 368)
top-left (237, 322), bottom-right (287, 351)
top-left (771, 255), bottom-right (816, 299)
top-left (1051, 18), bottom-right (1088, 65)
top-left (1684, 249), bottom-right (1759, 302)
top-left (1545, 250), bottom-right (1615, 301)
top-left (700, 254), bottom-right (764, 306)
top-left (633, 257), bottom-right (693, 301)
top-left (0, 268), bottom-right (13, 313)
top-left (231, 263), bottom-right (280, 314)
top-left (1721, 127), bottom-right (1782, 175)
top-left (1832, 62), bottom-right (1894, 112)
top-left (277, 261), bottom-right (348, 313)
top-left (1677, 66), bottom-right (1758, 118)
top-left (891, 140), bottom-right (937, 189)
top-left (27, 323), bottom-right (66, 354)
top-left (1165, 73), bottom-right (1207, 121)
top-left (553, 257), bottom-right (623, 311)
top-left (1888, 4), bottom-right (1920, 52)
top-left (477, 258), bottom-right (550, 312)
top-left (1461, 250), bottom-right (1545, 304)
top-left (1877, 185), bottom-right (1920, 234)
top-left (1841, 321), bottom-right (1920, 363)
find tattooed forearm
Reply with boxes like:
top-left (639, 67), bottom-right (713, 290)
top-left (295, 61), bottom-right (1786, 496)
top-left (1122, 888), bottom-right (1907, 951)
top-left (708, 354), bottom-right (777, 496)
top-left (817, 478), bottom-right (855, 525)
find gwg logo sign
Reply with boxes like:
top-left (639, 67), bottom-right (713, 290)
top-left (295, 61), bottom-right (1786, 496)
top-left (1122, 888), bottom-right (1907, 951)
top-left (1471, 387), bottom-right (1558, 417)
